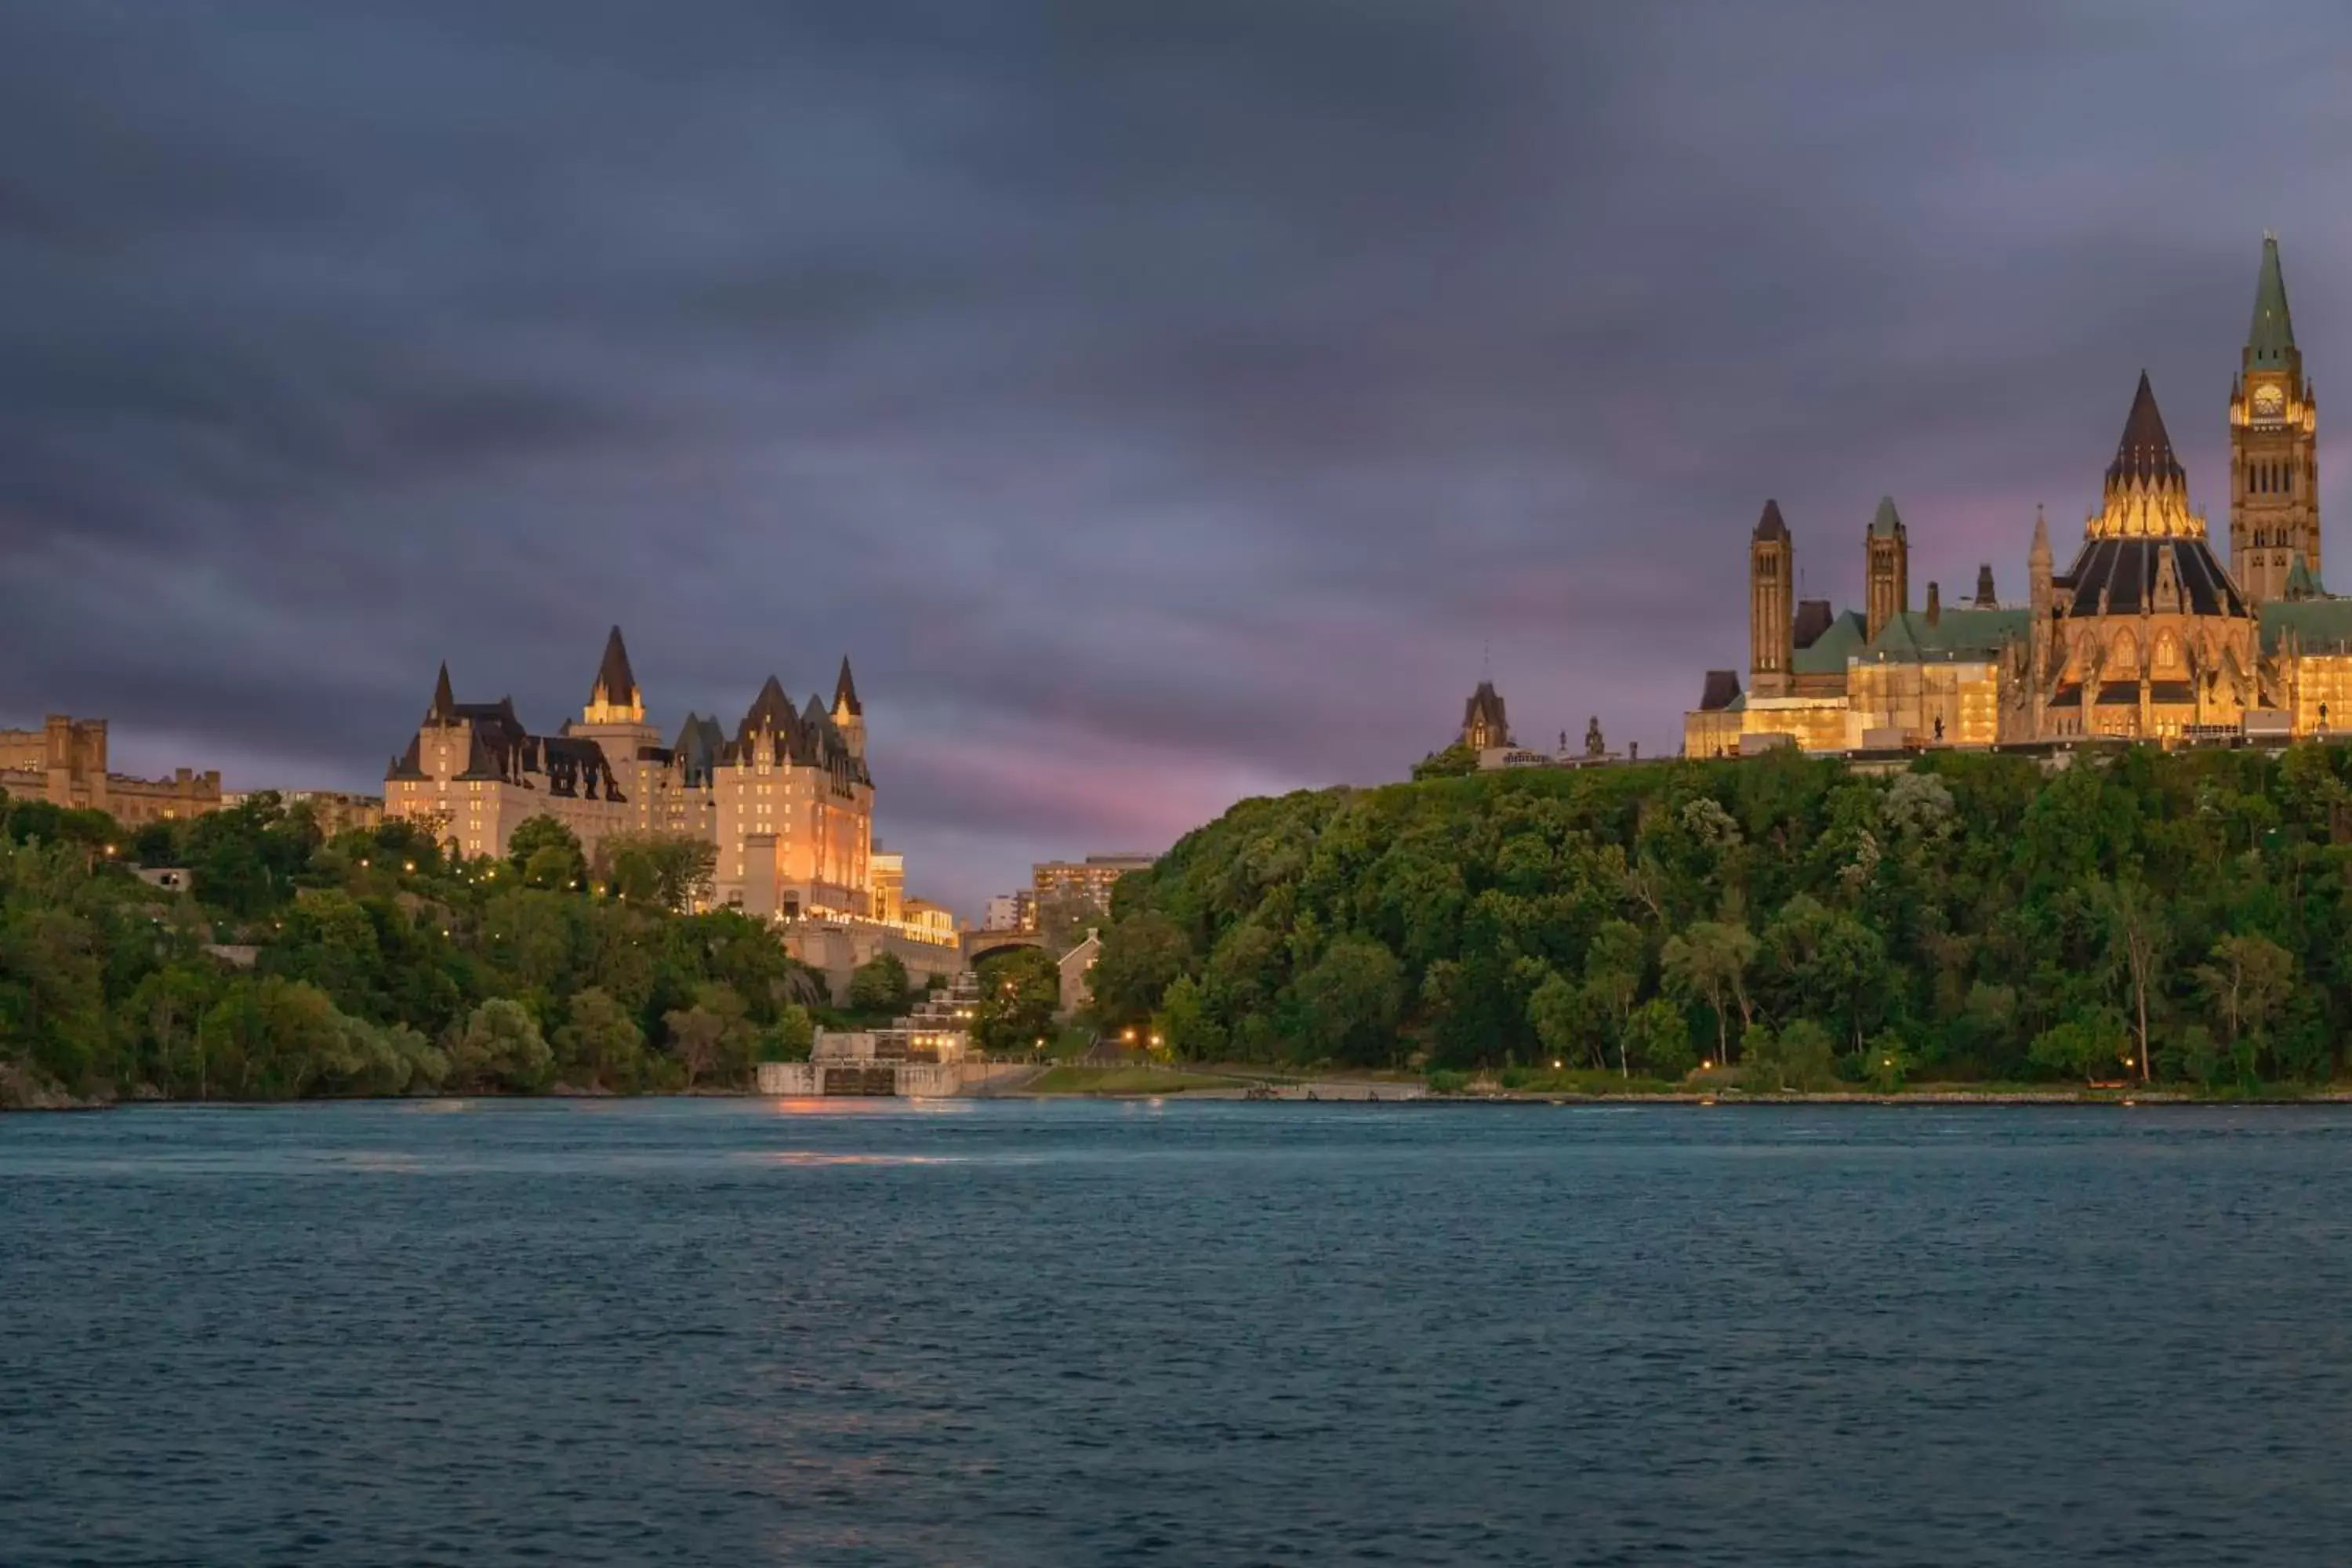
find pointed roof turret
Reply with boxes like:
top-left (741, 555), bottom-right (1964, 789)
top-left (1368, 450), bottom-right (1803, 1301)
top-left (2247, 233), bottom-right (2296, 368)
top-left (590, 625), bottom-right (641, 709)
top-left (428, 662), bottom-right (456, 722)
top-left (2106, 372), bottom-right (2187, 490)
top-left (1973, 563), bottom-right (1997, 608)
top-left (1751, 498), bottom-right (1790, 543)
top-left (740, 674), bottom-right (794, 738)
top-left (833, 655), bottom-right (862, 716)
top-left (2030, 505), bottom-right (2052, 564)
top-left (1869, 495), bottom-right (1904, 539)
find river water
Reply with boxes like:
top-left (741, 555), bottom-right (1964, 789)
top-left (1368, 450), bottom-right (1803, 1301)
top-left (4, 1100), bottom-right (2349, 1565)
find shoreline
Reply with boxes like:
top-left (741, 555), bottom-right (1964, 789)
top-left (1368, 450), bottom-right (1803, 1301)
top-left (14, 1083), bottom-right (2352, 1112)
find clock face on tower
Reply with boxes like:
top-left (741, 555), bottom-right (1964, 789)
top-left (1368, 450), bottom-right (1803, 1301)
top-left (2252, 383), bottom-right (2286, 419)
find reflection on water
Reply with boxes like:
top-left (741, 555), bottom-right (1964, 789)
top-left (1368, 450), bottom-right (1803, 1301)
top-left (5, 1101), bottom-right (2352, 1566)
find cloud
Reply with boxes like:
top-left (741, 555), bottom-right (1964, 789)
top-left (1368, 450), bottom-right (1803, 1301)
top-left (5, 1), bottom-right (2352, 909)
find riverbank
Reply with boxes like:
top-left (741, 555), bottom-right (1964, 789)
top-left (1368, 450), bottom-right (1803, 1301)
top-left (16, 1072), bottom-right (2352, 1109)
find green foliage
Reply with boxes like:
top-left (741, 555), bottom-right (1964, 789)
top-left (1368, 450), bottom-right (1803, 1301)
top-left (847, 951), bottom-right (911, 1014)
top-left (1088, 910), bottom-right (1192, 1025)
top-left (597, 833), bottom-right (717, 910)
top-left (1294, 935), bottom-right (1405, 1065)
top-left (508, 815), bottom-right (588, 891)
top-left (2027, 1010), bottom-right (2129, 1081)
top-left (1623, 996), bottom-right (1695, 1079)
top-left (1411, 743), bottom-right (1480, 780)
top-left (1153, 973), bottom-right (1225, 1060)
top-left (759, 1004), bottom-right (815, 1063)
top-left (1079, 746), bottom-right (2352, 1087)
top-left (975, 947), bottom-right (1060, 1055)
top-left (452, 999), bottom-right (554, 1093)
top-left (0, 794), bottom-right (824, 1102)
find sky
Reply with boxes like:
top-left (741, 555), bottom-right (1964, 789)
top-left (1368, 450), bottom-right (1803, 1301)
top-left (5, 2), bottom-right (2352, 913)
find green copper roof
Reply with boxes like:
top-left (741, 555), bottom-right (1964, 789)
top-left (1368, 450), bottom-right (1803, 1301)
top-left (1790, 610), bottom-right (1869, 674)
top-left (2286, 554), bottom-right (2321, 599)
top-left (2260, 597), bottom-right (2352, 655)
top-left (1861, 606), bottom-right (2029, 662)
top-left (2248, 234), bottom-right (2296, 367)
top-left (1869, 495), bottom-right (1904, 539)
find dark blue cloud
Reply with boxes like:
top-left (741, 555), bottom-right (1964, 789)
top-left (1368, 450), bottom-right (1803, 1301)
top-left (3, 1), bottom-right (2350, 908)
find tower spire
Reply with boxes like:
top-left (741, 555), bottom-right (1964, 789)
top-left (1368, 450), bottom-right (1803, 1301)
top-left (590, 626), bottom-right (640, 709)
top-left (2248, 233), bottom-right (2296, 368)
top-left (2092, 374), bottom-right (2199, 539)
top-left (428, 662), bottom-right (456, 722)
top-left (832, 655), bottom-right (862, 717)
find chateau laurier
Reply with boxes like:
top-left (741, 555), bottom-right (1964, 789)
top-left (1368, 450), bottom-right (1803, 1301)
top-left (1686, 236), bottom-right (2352, 756)
top-left (386, 629), bottom-right (877, 919)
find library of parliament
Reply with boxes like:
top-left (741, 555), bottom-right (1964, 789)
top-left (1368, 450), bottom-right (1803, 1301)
top-left (1684, 235), bottom-right (2352, 756)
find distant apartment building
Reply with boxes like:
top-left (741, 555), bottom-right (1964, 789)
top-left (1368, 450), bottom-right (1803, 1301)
top-left (982, 891), bottom-right (1035, 931)
top-left (385, 627), bottom-right (877, 919)
top-left (0, 715), bottom-right (222, 826)
top-left (1032, 854), bottom-right (1156, 909)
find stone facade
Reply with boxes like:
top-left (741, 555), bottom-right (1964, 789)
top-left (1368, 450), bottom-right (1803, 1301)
top-left (0, 715), bottom-right (222, 826)
top-left (385, 627), bottom-right (877, 918)
top-left (1687, 236), bottom-right (2352, 756)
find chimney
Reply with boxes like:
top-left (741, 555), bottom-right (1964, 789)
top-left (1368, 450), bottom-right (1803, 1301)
top-left (1926, 582), bottom-right (1942, 626)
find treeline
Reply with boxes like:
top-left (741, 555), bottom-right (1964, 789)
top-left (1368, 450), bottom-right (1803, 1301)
top-left (1087, 745), bottom-right (2352, 1089)
top-left (0, 791), bottom-right (827, 1106)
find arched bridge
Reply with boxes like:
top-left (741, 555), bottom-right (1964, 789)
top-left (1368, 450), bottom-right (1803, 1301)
top-left (964, 928), bottom-right (1051, 967)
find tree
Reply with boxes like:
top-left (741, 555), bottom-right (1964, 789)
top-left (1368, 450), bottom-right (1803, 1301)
top-left (2028, 1014), bottom-right (2129, 1083)
top-left (662, 986), bottom-right (753, 1089)
top-left (760, 1005), bottom-right (815, 1062)
top-left (1863, 1029), bottom-right (1914, 1091)
top-left (599, 833), bottom-right (717, 910)
top-left (1526, 968), bottom-right (1590, 1072)
top-left (1035, 890), bottom-right (1108, 953)
top-left (1412, 742), bottom-right (1479, 780)
top-left (1661, 919), bottom-right (1758, 1066)
top-left (1582, 920), bottom-right (1646, 1076)
top-left (508, 816), bottom-right (587, 891)
top-left (1154, 973), bottom-right (1224, 1060)
top-left (975, 947), bottom-right (1060, 1055)
top-left (2095, 877), bottom-right (2167, 1083)
top-left (450, 999), bottom-right (553, 1092)
top-left (1622, 997), bottom-right (1694, 1080)
top-left (1294, 935), bottom-right (1404, 1065)
top-left (2197, 933), bottom-right (2295, 1066)
top-left (847, 952), bottom-right (911, 1014)
top-left (554, 986), bottom-right (646, 1091)
top-left (1087, 910), bottom-right (1192, 1025)
top-left (1743, 1018), bottom-right (1838, 1091)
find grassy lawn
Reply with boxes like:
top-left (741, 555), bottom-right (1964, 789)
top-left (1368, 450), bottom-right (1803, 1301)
top-left (1025, 1065), bottom-right (1242, 1095)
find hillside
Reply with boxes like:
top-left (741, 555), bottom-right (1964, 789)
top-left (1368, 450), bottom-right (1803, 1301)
top-left (0, 792), bottom-right (823, 1106)
top-left (1086, 745), bottom-right (2352, 1088)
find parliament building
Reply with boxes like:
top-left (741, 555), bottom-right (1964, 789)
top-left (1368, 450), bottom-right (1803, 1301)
top-left (386, 627), bottom-right (877, 919)
top-left (1686, 236), bottom-right (2352, 757)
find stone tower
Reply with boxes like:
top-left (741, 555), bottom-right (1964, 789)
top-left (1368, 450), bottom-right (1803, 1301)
top-left (573, 626), bottom-right (661, 756)
top-left (1461, 681), bottom-right (1510, 751)
top-left (2027, 506), bottom-right (2053, 734)
top-left (1864, 495), bottom-right (1909, 643)
top-left (831, 656), bottom-right (866, 762)
top-left (1748, 499), bottom-right (1794, 696)
top-left (2228, 234), bottom-right (2318, 604)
